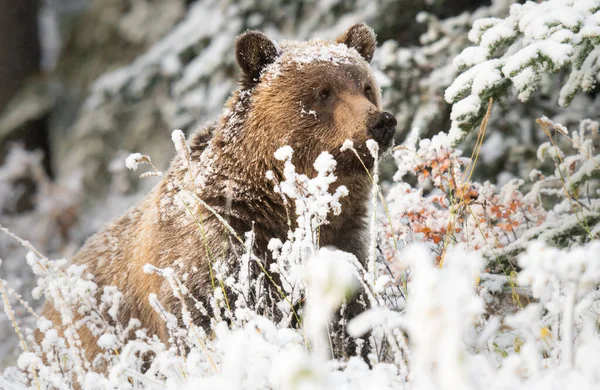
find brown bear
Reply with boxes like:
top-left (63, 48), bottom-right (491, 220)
top-left (41, 23), bottom-right (397, 365)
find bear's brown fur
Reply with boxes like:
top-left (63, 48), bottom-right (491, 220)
top-left (41, 23), bottom-right (397, 364)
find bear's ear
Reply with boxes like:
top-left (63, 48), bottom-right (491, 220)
top-left (235, 31), bottom-right (278, 88)
top-left (336, 23), bottom-right (377, 63)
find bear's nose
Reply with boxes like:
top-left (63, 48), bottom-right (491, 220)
top-left (367, 111), bottom-right (397, 147)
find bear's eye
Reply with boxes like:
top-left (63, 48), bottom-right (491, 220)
top-left (364, 85), bottom-right (373, 100)
top-left (319, 90), bottom-right (330, 101)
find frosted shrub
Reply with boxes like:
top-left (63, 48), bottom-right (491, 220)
top-left (403, 244), bottom-right (484, 389)
top-left (0, 137), bottom-right (384, 389)
top-left (374, 0), bottom-right (515, 140)
top-left (304, 248), bottom-right (359, 360)
top-left (269, 146), bottom-right (348, 246)
top-left (386, 126), bottom-right (547, 269)
top-left (384, 113), bottom-right (600, 277)
top-left (3, 129), bottom-right (600, 388)
top-left (266, 146), bottom-right (350, 320)
top-left (446, 0), bottom-right (600, 143)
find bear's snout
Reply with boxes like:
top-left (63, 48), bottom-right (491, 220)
top-left (367, 111), bottom-right (397, 148)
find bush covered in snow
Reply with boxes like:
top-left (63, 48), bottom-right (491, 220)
top-left (3, 115), bottom-right (600, 388)
top-left (3, 0), bottom-right (600, 389)
top-left (446, 0), bottom-right (600, 144)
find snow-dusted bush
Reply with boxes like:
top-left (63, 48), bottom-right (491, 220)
top-left (386, 112), bottom-right (600, 277)
top-left (446, 0), bottom-right (600, 144)
top-left (3, 109), bottom-right (600, 388)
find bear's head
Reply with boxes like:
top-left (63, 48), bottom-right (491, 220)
top-left (217, 23), bottom-right (396, 177)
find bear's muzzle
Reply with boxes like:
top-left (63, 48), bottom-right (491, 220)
top-left (367, 111), bottom-right (397, 148)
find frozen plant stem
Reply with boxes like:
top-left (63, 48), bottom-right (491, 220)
top-left (537, 119), bottom-right (594, 240)
top-left (0, 278), bottom-right (41, 390)
top-left (368, 140), bottom-right (380, 283)
top-left (563, 282), bottom-right (577, 369)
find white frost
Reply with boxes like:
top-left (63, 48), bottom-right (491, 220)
top-left (125, 153), bottom-right (143, 171)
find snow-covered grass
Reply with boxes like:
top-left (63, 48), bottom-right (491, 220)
top-left (2, 109), bottom-right (600, 388)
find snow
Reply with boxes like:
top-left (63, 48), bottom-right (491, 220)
top-left (453, 46), bottom-right (489, 70)
top-left (16, 353), bottom-right (40, 371)
top-left (171, 129), bottom-right (191, 164)
top-left (366, 139), bottom-right (379, 156)
top-left (450, 95), bottom-right (481, 122)
top-left (97, 334), bottom-right (118, 350)
top-left (274, 145), bottom-right (294, 161)
top-left (340, 139), bottom-right (354, 151)
top-left (446, 0), bottom-right (600, 144)
top-left (260, 39), bottom-right (366, 88)
top-left (125, 153), bottom-right (144, 171)
top-left (174, 31), bottom-right (239, 95)
top-left (313, 152), bottom-right (336, 175)
top-left (479, 131), bottom-right (507, 164)
top-left (304, 248), bottom-right (358, 359)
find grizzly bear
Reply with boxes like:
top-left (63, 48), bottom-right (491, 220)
top-left (41, 23), bottom-right (397, 365)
